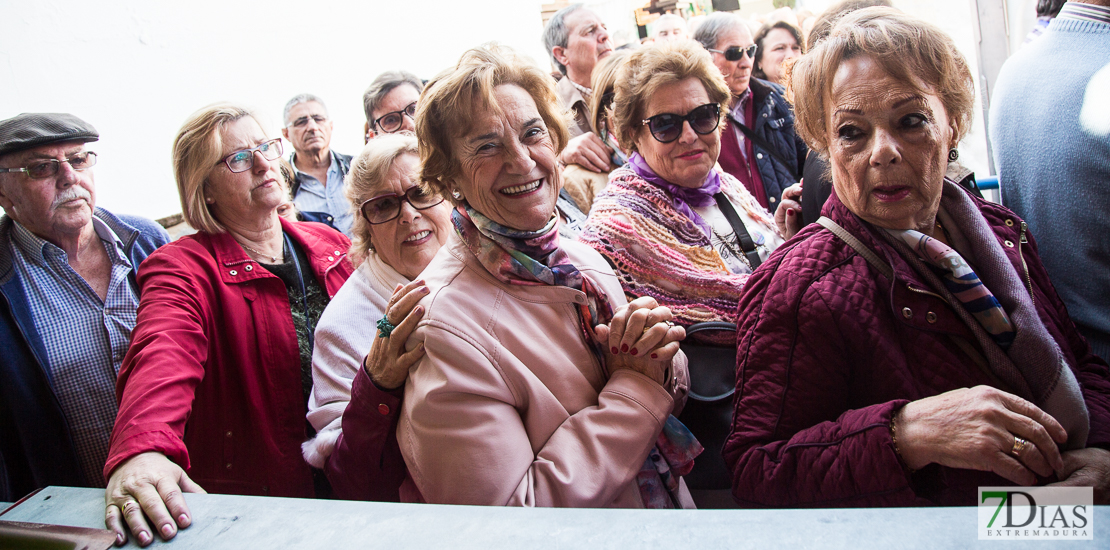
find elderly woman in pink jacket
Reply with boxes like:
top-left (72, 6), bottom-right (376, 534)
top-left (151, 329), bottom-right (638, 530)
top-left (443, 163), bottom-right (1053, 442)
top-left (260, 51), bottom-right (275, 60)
top-left (393, 44), bottom-right (698, 508)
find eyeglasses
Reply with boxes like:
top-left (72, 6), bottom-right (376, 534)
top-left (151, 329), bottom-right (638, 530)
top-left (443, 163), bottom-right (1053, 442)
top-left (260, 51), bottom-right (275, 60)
top-left (0, 151), bottom-right (98, 180)
top-left (641, 103), bottom-right (720, 143)
top-left (289, 114), bottom-right (328, 128)
top-left (373, 102), bottom-right (417, 134)
top-left (221, 139), bottom-right (283, 173)
top-left (708, 44), bottom-right (758, 61)
top-left (359, 185), bottom-right (444, 225)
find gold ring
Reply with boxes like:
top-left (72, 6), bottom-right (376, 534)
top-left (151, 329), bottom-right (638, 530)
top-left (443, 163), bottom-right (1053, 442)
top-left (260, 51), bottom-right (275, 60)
top-left (1011, 436), bottom-right (1028, 457)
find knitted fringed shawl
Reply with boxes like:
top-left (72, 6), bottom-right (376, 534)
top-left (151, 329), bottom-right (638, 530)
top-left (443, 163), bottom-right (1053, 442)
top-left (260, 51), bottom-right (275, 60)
top-left (579, 167), bottom-right (776, 345)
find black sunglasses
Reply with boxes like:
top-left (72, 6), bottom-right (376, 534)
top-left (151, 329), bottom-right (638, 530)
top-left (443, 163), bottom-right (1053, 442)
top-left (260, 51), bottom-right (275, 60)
top-left (359, 185), bottom-right (444, 225)
top-left (373, 102), bottom-right (417, 133)
top-left (708, 44), bottom-right (758, 62)
top-left (641, 103), bottom-right (720, 144)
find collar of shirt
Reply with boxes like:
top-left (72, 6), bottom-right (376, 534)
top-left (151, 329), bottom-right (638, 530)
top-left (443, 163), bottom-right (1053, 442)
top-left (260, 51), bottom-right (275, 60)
top-left (729, 89), bottom-right (753, 124)
top-left (10, 215), bottom-right (128, 267)
top-left (288, 150), bottom-right (340, 184)
top-left (1057, 2), bottom-right (1110, 24)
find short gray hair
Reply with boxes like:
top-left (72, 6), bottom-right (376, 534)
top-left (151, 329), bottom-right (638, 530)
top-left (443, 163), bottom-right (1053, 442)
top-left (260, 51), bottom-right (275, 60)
top-left (693, 12), bottom-right (746, 50)
top-left (542, 3), bottom-right (584, 75)
top-left (283, 93), bottom-right (327, 127)
top-left (362, 71), bottom-right (423, 124)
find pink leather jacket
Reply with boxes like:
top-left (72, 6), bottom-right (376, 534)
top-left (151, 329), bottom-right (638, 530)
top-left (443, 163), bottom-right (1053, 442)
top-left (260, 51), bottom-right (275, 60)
top-left (397, 234), bottom-right (690, 507)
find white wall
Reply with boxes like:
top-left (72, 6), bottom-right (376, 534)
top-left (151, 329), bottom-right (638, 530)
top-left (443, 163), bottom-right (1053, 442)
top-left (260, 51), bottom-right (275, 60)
top-left (0, 0), bottom-right (551, 220)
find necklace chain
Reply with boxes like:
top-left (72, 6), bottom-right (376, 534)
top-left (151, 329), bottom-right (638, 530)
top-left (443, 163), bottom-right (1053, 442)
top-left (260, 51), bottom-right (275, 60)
top-left (239, 241), bottom-right (282, 263)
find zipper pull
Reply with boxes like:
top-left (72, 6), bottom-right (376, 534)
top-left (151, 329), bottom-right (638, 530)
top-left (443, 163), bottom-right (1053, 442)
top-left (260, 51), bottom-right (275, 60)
top-left (1020, 221), bottom-right (1028, 244)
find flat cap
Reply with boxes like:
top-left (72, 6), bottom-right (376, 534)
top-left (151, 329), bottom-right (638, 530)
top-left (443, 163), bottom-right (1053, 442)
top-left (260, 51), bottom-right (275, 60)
top-left (0, 113), bottom-right (99, 158)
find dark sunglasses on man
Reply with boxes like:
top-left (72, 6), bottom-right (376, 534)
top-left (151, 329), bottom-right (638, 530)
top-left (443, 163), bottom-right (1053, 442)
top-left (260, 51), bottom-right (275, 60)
top-left (0, 151), bottom-right (97, 180)
top-left (641, 103), bottom-right (721, 144)
top-left (359, 185), bottom-right (444, 225)
top-left (373, 102), bottom-right (418, 134)
top-left (708, 44), bottom-right (758, 62)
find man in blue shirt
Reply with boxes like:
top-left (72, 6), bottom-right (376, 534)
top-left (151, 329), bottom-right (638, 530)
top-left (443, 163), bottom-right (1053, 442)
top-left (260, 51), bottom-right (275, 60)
top-left (282, 94), bottom-right (353, 235)
top-left (0, 113), bottom-right (170, 501)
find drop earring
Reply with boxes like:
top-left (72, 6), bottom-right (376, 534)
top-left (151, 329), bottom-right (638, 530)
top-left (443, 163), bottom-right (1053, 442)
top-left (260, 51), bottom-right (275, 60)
top-left (451, 189), bottom-right (463, 200)
top-left (947, 148), bottom-right (959, 162)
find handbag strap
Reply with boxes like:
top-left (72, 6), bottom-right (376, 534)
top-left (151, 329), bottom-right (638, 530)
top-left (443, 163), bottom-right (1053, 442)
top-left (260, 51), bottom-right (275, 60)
top-left (816, 216), bottom-right (892, 279)
top-left (729, 114), bottom-right (799, 182)
top-left (714, 193), bottom-right (762, 270)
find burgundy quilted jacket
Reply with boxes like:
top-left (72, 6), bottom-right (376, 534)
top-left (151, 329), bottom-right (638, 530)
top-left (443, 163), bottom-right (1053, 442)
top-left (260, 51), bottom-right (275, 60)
top-left (724, 187), bottom-right (1110, 507)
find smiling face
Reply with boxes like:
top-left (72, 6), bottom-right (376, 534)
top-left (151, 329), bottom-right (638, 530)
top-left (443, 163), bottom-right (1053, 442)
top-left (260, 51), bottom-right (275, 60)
top-left (282, 101), bottom-right (333, 156)
top-left (0, 140), bottom-right (96, 243)
top-left (205, 117), bottom-right (286, 227)
top-left (634, 77), bottom-right (720, 189)
top-left (449, 84), bottom-right (559, 231)
top-left (557, 8), bottom-right (612, 86)
top-left (826, 55), bottom-right (956, 232)
top-left (759, 28), bottom-right (802, 84)
top-left (711, 25), bottom-right (755, 97)
top-left (366, 153), bottom-right (452, 279)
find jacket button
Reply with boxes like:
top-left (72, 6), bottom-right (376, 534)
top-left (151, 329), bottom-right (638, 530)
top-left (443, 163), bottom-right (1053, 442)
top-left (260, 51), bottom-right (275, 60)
top-left (1004, 240), bottom-right (1014, 248)
top-left (229, 270), bottom-right (238, 276)
top-left (334, 250), bottom-right (341, 255)
top-left (1005, 219), bottom-right (1014, 227)
top-left (763, 113), bottom-right (768, 118)
top-left (378, 404), bottom-right (390, 415)
top-left (226, 463), bottom-right (233, 470)
top-left (328, 256), bottom-right (335, 261)
top-left (926, 312), bottom-right (937, 323)
top-left (902, 307), bottom-right (913, 319)
top-left (757, 153), bottom-right (764, 159)
top-left (226, 431), bottom-right (233, 438)
top-left (769, 196), bottom-right (776, 203)
top-left (245, 264), bottom-right (253, 271)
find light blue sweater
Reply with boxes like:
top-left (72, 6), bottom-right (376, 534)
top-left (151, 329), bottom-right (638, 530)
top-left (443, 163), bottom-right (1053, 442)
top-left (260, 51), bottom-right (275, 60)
top-left (990, 9), bottom-right (1110, 360)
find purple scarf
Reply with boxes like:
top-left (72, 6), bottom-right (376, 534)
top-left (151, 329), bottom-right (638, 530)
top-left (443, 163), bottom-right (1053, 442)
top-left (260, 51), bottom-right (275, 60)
top-left (627, 152), bottom-right (721, 236)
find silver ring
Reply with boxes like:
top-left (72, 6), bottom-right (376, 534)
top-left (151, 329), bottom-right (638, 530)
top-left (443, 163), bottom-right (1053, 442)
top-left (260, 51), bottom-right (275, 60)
top-left (1011, 436), bottom-right (1028, 457)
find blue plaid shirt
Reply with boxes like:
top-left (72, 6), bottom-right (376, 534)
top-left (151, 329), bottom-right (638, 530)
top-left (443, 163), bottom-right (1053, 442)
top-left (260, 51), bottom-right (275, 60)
top-left (9, 217), bottom-right (139, 487)
top-left (291, 150), bottom-right (354, 236)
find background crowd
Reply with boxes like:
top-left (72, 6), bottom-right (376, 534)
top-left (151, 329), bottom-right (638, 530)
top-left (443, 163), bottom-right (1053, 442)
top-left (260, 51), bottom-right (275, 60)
top-left (0, 0), bottom-right (1107, 547)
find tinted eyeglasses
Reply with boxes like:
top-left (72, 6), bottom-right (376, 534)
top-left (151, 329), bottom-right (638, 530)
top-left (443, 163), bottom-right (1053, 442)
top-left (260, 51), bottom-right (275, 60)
top-left (359, 186), bottom-right (444, 225)
top-left (641, 103), bottom-right (720, 143)
top-left (708, 44), bottom-right (758, 61)
top-left (0, 151), bottom-right (97, 179)
top-left (373, 102), bottom-right (417, 134)
top-left (222, 139), bottom-right (283, 173)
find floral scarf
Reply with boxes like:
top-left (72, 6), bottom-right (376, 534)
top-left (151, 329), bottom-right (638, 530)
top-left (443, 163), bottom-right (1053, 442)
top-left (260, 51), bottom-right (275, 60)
top-left (453, 204), bottom-right (702, 508)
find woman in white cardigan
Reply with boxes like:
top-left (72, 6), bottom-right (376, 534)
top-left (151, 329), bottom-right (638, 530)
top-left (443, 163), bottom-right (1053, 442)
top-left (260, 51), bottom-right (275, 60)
top-left (303, 133), bottom-right (453, 500)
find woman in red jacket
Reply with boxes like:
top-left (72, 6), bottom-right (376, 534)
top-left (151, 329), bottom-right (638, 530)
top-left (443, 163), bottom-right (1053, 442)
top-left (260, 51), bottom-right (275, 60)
top-left (725, 8), bottom-right (1110, 507)
top-left (102, 103), bottom-right (353, 546)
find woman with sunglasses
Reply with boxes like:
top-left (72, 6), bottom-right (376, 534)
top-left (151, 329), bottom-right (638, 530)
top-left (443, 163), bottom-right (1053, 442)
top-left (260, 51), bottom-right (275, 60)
top-left (303, 133), bottom-right (451, 500)
top-left (102, 103), bottom-right (353, 546)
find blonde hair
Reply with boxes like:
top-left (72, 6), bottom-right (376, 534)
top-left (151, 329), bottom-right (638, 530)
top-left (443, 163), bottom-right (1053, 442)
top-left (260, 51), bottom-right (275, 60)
top-left (344, 133), bottom-right (421, 266)
top-left (416, 43), bottom-right (568, 204)
top-left (587, 50), bottom-right (630, 136)
top-left (172, 103), bottom-right (267, 234)
top-left (789, 7), bottom-right (974, 157)
top-left (611, 40), bottom-right (731, 155)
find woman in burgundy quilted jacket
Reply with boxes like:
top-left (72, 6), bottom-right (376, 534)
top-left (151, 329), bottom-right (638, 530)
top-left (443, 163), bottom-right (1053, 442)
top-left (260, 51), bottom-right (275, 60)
top-left (724, 8), bottom-right (1110, 507)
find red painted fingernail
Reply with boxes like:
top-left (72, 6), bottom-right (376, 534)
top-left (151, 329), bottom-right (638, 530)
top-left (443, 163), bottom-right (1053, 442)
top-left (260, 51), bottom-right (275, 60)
top-left (651, 353), bottom-right (658, 359)
top-left (630, 349), bottom-right (638, 356)
top-left (611, 347), bottom-right (619, 354)
top-left (787, 208), bottom-right (795, 216)
top-left (621, 344), bottom-right (629, 352)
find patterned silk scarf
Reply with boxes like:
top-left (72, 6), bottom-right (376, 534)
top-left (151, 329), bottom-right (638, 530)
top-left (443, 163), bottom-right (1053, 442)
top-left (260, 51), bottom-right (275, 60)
top-left (453, 204), bottom-right (702, 508)
top-left (887, 229), bottom-right (1017, 349)
top-left (627, 152), bottom-right (721, 237)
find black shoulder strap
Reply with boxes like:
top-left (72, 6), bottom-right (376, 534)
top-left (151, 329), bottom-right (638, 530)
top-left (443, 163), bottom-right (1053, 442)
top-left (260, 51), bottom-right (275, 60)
top-left (730, 116), bottom-right (799, 182)
top-left (714, 193), bottom-right (762, 270)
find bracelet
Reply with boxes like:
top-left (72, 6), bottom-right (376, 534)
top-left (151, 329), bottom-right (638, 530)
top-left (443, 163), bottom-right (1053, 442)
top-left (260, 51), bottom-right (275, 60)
top-left (890, 409), bottom-right (916, 474)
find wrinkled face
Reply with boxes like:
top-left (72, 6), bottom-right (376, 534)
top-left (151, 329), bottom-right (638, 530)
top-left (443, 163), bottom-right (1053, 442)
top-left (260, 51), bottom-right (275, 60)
top-left (449, 84), bottom-right (560, 231)
top-left (634, 77), bottom-right (720, 189)
top-left (0, 141), bottom-right (96, 242)
top-left (711, 25), bottom-right (755, 96)
top-left (759, 28), bottom-right (802, 84)
top-left (559, 8), bottom-right (612, 82)
top-left (369, 84), bottom-right (421, 138)
top-left (282, 101), bottom-right (333, 156)
top-left (654, 19), bottom-right (687, 42)
top-left (206, 117), bottom-right (286, 226)
top-left (365, 153), bottom-right (451, 280)
top-left (827, 56), bottom-right (956, 232)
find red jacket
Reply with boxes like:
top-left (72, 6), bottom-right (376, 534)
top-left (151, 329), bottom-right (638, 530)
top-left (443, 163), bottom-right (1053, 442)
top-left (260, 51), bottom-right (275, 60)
top-left (105, 219), bottom-right (352, 497)
top-left (724, 188), bottom-right (1110, 507)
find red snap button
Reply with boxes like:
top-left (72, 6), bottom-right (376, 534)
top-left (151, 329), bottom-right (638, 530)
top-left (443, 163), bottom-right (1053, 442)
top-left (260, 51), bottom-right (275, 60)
top-left (378, 404), bottom-right (390, 415)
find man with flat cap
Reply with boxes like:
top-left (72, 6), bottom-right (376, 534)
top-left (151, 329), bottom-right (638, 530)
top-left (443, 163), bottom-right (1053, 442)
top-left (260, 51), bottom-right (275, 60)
top-left (0, 113), bottom-right (170, 501)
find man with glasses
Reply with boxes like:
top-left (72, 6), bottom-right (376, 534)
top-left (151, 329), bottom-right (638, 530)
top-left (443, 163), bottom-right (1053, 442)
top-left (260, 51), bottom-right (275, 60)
top-left (543, 4), bottom-right (616, 173)
top-left (694, 12), bottom-right (807, 212)
top-left (282, 94), bottom-right (353, 235)
top-left (0, 113), bottom-right (170, 501)
top-left (362, 70), bottom-right (423, 142)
